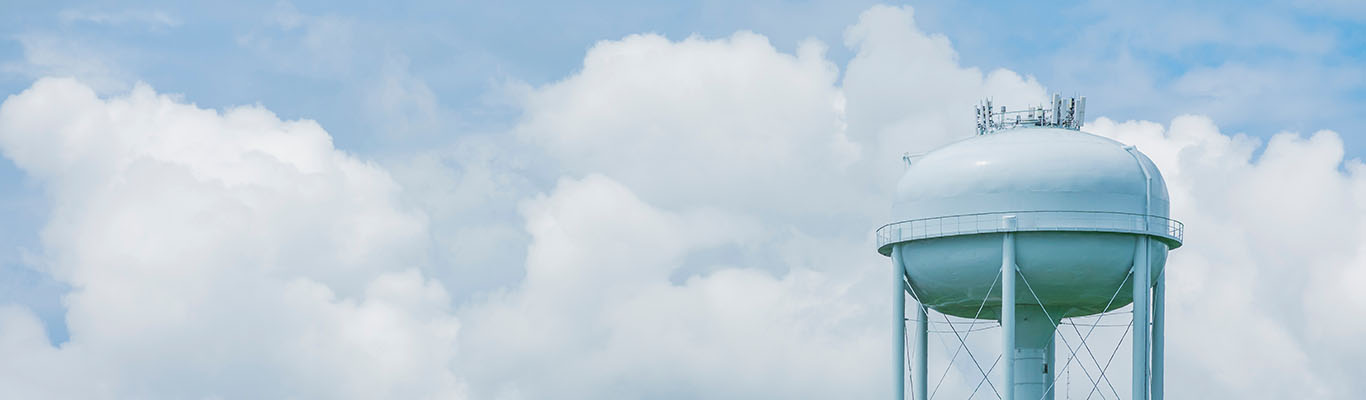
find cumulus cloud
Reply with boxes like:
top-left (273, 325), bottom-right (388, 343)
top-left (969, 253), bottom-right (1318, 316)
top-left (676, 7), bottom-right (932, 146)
top-left (0, 4), bottom-right (1363, 399)
top-left (453, 174), bottom-right (897, 399)
top-left (1088, 116), bottom-right (1366, 398)
top-left (0, 78), bottom-right (464, 399)
top-left (843, 5), bottom-right (1047, 168)
top-left (516, 31), bottom-right (862, 224)
top-left (381, 137), bottom-right (537, 300)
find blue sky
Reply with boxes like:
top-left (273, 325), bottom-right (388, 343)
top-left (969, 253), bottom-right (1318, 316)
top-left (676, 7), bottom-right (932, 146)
top-left (5, 1), bottom-right (1364, 153)
top-left (1, 1), bottom-right (1364, 398)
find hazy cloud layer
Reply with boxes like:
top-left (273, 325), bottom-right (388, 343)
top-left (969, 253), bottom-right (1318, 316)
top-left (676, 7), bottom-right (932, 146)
top-left (0, 4), bottom-right (1362, 399)
top-left (58, 9), bottom-right (182, 29)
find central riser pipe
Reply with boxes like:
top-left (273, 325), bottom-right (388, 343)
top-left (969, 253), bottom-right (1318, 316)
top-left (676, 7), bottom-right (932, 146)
top-left (1012, 307), bottom-right (1056, 400)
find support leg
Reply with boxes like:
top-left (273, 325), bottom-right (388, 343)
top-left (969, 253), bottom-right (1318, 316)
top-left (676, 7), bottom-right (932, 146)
top-left (1002, 216), bottom-right (1018, 400)
top-left (916, 300), bottom-right (928, 400)
top-left (892, 247), bottom-right (907, 400)
top-left (1153, 269), bottom-right (1165, 400)
top-left (1133, 236), bottom-right (1151, 400)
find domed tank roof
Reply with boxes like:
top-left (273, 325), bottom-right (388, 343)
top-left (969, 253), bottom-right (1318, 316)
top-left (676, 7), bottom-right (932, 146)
top-left (894, 127), bottom-right (1169, 222)
top-left (876, 126), bottom-right (1183, 256)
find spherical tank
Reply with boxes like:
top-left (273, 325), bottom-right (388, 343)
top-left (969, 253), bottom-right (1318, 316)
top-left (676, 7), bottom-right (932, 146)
top-left (878, 127), bottom-right (1183, 320)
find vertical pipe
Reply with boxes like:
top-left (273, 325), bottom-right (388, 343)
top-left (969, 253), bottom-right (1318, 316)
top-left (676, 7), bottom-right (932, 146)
top-left (1014, 309), bottom-right (1054, 399)
top-left (1002, 216), bottom-right (1018, 400)
top-left (916, 298), bottom-right (928, 400)
top-left (1125, 145), bottom-right (1155, 400)
top-left (1153, 270), bottom-right (1165, 400)
top-left (1133, 237), bottom-right (1151, 400)
top-left (892, 246), bottom-right (907, 400)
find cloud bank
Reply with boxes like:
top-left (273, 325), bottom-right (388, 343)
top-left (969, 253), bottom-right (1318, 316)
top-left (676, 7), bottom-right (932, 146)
top-left (0, 5), bottom-right (1362, 399)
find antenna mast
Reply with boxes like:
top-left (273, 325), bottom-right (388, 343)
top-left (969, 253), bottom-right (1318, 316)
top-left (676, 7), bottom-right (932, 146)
top-left (976, 94), bottom-right (1086, 135)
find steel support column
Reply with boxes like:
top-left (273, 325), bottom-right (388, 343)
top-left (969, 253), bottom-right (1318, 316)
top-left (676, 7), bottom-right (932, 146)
top-left (1153, 269), bottom-right (1165, 400)
top-left (1002, 216), bottom-right (1018, 400)
top-left (892, 247), bottom-right (906, 400)
top-left (1133, 236), bottom-right (1151, 400)
top-left (915, 298), bottom-right (928, 400)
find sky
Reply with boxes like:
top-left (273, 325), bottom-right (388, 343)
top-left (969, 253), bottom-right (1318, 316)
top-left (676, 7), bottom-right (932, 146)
top-left (0, 1), bottom-right (1364, 399)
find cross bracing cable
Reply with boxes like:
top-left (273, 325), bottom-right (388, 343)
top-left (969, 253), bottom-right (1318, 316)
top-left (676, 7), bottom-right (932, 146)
top-left (1027, 267), bottom-right (1134, 400)
top-left (1084, 320), bottom-right (1133, 400)
top-left (920, 273), bottom-right (1002, 400)
top-left (967, 354), bottom-right (1004, 400)
top-left (1017, 271), bottom-right (1123, 399)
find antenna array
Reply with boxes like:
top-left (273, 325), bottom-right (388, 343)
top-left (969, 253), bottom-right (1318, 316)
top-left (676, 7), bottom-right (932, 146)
top-left (976, 94), bottom-right (1086, 135)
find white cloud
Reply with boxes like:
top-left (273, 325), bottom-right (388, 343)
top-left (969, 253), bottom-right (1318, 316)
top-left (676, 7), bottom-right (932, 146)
top-left (0, 78), bottom-right (465, 399)
top-left (842, 5), bottom-right (1048, 186)
top-left (380, 135), bottom-right (539, 299)
top-left (455, 175), bottom-right (886, 399)
top-left (842, 6), bottom-right (1045, 135)
top-left (516, 31), bottom-right (862, 223)
top-left (1088, 116), bottom-right (1366, 398)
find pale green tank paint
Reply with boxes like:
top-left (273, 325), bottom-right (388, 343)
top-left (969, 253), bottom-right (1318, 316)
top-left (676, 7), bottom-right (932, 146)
top-left (882, 125), bottom-right (1182, 400)
top-left (882, 127), bottom-right (1180, 316)
top-left (897, 231), bottom-right (1167, 319)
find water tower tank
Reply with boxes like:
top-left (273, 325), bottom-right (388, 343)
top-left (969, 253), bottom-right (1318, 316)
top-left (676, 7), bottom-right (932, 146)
top-left (881, 96), bottom-right (1183, 400)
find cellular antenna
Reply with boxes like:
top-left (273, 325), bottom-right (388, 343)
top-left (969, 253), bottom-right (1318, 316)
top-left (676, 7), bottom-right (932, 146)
top-left (976, 93), bottom-right (1087, 135)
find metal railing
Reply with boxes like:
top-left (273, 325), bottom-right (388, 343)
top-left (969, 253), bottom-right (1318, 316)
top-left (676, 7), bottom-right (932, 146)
top-left (876, 210), bottom-right (1183, 254)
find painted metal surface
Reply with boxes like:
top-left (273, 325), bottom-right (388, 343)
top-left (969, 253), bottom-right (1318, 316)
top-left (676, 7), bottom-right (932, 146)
top-left (1153, 272), bottom-right (1165, 400)
top-left (1003, 216), bottom-right (1055, 400)
top-left (1133, 236), bottom-right (1151, 400)
top-left (914, 300), bottom-right (927, 400)
top-left (884, 126), bottom-right (1178, 317)
top-left (1011, 307), bottom-right (1055, 400)
top-left (892, 128), bottom-right (1171, 225)
top-left (896, 232), bottom-right (1167, 319)
top-left (891, 247), bottom-right (906, 399)
top-left (1001, 223), bottom-right (1017, 400)
top-left (876, 210), bottom-right (1182, 256)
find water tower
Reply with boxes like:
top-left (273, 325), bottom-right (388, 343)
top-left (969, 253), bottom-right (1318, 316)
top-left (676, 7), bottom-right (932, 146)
top-left (878, 95), bottom-right (1183, 399)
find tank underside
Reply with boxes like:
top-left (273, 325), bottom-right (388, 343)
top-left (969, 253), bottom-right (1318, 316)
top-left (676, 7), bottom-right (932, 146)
top-left (896, 231), bottom-right (1168, 319)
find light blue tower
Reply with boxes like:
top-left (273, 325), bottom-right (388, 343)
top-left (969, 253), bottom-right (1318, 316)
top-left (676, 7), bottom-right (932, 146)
top-left (879, 96), bottom-right (1183, 399)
